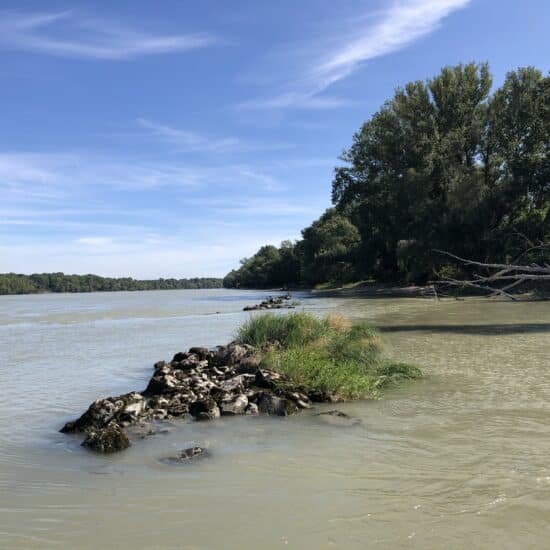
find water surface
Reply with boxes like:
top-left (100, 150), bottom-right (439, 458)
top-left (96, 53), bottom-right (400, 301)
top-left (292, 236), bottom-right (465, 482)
top-left (1, 290), bottom-right (549, 548)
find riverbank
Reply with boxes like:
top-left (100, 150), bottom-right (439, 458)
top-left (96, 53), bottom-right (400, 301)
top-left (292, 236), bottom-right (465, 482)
top-left (313, 281), bottom-right (434, 297)
top-left (0, 272), bottom-right (223, 295)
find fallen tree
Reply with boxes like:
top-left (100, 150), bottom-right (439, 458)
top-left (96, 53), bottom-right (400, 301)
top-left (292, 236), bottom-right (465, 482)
top-left (434, 245), bottom-right (550, 300)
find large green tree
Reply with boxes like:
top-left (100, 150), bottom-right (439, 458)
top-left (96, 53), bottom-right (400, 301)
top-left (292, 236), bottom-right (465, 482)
top-left (333, 63), bottom-right (548, 280)
top-left (224, 63), bottom-right (549, 288)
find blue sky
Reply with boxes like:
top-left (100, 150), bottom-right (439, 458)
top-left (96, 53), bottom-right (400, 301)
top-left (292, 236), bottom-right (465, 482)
top-left (1, 0), bottom-right (548, 278)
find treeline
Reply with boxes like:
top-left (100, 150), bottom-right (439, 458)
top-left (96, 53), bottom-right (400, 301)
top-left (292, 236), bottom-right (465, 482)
top-left (224, 63), bottom-right (549, 289)
top-left (0, 273), bottom-right (223, 295)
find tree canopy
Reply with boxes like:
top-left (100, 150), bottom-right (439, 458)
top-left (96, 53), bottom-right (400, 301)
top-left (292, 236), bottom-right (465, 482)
top-left (224, 63), bottom-right (549, 289)
top-left (0, 273), bottom-right (223, 295)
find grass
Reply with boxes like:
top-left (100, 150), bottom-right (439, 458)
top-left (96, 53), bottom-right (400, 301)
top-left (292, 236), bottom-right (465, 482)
top-left (237, 312), bottom-right (421, 400)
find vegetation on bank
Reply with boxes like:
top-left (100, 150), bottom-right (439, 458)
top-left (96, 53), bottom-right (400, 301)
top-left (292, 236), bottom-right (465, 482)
top-left (237, 312), bottom-right (421, 399)
top-left (224, 63), bottom-right (549, 289)
top-left (0, 272), bottom-right (223, 295)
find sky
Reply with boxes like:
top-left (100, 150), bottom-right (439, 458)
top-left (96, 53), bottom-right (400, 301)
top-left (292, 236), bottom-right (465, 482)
top-left (1, 0), bottom-right (549, 278)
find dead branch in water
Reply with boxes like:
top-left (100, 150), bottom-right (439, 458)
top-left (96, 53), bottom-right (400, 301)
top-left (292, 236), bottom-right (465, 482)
top-left (432, 246), bottom-right (550, 300)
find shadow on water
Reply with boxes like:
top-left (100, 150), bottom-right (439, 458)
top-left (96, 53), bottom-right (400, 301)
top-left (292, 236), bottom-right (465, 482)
top-left (377, 323), bottom-right (550, 336)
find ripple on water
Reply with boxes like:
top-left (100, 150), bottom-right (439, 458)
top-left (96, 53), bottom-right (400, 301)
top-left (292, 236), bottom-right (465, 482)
top-left (0, 291), bottom-right (549, 548)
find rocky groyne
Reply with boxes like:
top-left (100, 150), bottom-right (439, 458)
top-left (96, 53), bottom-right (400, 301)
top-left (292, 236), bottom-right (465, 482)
top-left (61, 342), bottom-right (335, 453)
top-left (243, 294), bottom-right (295, 311)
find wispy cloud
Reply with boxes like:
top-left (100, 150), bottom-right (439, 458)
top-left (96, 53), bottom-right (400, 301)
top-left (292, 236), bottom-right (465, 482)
top-left (0, 151), bottom-right (286, 208)
top-left (137, 118), bottom-right (293, 154)
top-left (185, 196), bottom-right (324, 217)
top-left (76, 236), bottom-right (113, 246)
top-left (0, 9), bottom-right (215, 60)
top-left (0, 153), bottom-right (202, 204)
top-left (239, 0), bottom-right (471, 110)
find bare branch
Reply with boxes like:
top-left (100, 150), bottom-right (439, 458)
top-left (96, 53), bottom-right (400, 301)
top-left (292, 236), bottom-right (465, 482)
top-left (433, 245), bottom-right (550, 300)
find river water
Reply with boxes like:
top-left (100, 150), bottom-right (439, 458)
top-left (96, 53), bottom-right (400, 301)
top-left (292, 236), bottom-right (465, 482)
top-left (0, 289), bottom-right (549, 549)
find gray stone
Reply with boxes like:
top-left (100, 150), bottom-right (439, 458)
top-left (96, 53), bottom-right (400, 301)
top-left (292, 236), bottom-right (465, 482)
top-left (189, 397), bottom-right (220, 421)
top-left (82, 424), bottom-right (131, 453)
top-left (220, 394), bottom-right (248, 415)
top-left (257, 393), bottom-right (298, 416)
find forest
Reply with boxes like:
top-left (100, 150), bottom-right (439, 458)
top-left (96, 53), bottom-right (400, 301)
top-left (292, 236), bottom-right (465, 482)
top-left (0, 273), bottom-right (222, 295)
top-left (223, 63), bottom-right (549, 289)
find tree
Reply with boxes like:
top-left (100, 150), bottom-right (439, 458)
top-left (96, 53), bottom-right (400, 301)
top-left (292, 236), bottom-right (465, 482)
top-left (223, 63), bottom-right (549, 289)
top-left (299, 209), bottom-right (361, 285)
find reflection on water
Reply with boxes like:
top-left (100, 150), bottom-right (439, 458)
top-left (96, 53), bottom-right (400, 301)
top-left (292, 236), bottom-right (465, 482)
top-left (0, 290), bottom-right (549, 548)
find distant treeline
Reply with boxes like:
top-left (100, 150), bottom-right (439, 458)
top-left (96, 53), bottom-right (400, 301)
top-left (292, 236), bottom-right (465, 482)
top-left (224, 63), bottom-right (549, 289)
top-left (0, 273), bottom-right (223, 295)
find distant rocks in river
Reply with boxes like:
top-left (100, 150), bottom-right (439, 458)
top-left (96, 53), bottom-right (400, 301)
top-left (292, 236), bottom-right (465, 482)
top-left (243, 294), bottom-right (295, 311)
top-left (60, 341), bottom-right (336, 453)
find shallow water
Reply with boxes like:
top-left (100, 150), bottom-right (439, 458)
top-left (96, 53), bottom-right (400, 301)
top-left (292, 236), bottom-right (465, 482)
top-left (0, 289), bottom-right (549, 549)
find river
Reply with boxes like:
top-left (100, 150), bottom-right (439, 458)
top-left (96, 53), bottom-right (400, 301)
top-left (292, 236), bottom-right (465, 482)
top-left (0, 289), bottom-right (549, 548)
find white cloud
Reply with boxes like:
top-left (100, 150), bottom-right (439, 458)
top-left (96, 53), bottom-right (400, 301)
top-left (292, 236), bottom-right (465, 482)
top-left (76, 236), bottom-right (113, 246)
top-left (0, 9), bottom-right (215, 60)
top-left (240, 0), bottom-right (471, 110)
top-left (0, 152), bottom-right (204, 206)
top-left (237, 93), bottom-right (352, 111)
top-left (137, 118), bottom-right (293, 154)
top-left (0, 152), bottom-right (285, 195)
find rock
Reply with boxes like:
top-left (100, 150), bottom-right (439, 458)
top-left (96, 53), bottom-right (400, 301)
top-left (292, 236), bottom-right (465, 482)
top-left (286, 391), bottom-right (313, 409)
top-left (226, 344), bottom-right (254, 365)
top-left (166, 397), bottom-right (189, 417)
top-left (257, 393), bottom-right (298, 416)
top-left (189, 397), bottom-right (220, 421)
top-left (255, 369), bottom-right (285, 390)
top-left (118, 393), bottom-right (148, 424)
top-left (188, 347), bottom-right (211, 360)
top-left (82, 424), bottom-right (131, 453)
top-left (235, 355), bottom-right (261, 374)
top-left (161, 446), bottom-right (207, 464)
top-left (220, 394), bottom-right (248, 416)
top-left (307, 390), bottom-right (338, 403)
top-left (245, 403), bottom-right (259, 415)
top-left (214, 342), bottom-right (254, 366)
top-left (220, 374), bottom-right (254, 393)
top-left (60, 392), bottom-right (148, 433)
top-left (144, 370), bottom-right (187, 395)
top-left (242, 295), bottom-right (296, 311)
top-left (314, 410), bottom-right (361, 426)
top-left (316, 410), bottom-right (350, 418)
top-left (173, 354), bottom-right (200, 370)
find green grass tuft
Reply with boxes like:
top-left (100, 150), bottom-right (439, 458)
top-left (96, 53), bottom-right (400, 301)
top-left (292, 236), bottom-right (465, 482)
top-left (236, 312), bottom-right (421, 400)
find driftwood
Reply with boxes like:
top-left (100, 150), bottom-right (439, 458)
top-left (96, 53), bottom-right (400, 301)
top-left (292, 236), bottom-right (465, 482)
top-left (433, 245), bottom-right (550, 300)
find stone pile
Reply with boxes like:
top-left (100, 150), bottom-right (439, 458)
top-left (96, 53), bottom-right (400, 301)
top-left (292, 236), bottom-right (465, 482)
top-left (243, 294), bottom-right (294, 311)
top-left (61, 342), bottom-right (334, 453)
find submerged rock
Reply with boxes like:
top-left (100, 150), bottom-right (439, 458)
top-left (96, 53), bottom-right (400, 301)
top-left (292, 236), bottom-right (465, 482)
top-left (82, 424), bottom-right (131, 453)
top-left (314, 410), bottom-right (361, 426)
top-left (257, 393), bottom-right (298, 416)
top-left (161, 446), bottom-right (207, 464)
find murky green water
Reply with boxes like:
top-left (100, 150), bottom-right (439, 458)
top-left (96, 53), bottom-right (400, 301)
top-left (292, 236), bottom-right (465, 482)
top-left (1, 290), bottom-right (549, 548)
